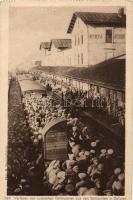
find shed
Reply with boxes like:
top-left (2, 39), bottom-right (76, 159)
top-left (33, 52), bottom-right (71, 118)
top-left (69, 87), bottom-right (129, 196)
top-left (42, 118), bottom-right (68, 160)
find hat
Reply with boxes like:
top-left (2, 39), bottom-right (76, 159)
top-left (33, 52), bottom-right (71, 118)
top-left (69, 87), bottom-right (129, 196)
top-left (72, 144), bottom-right (81, 156)
top-left (78, 173), bottom-right (87, 180)
top-left (118, 173), bottom-right (125, 182)
top-left (58, 177), bottom-right (65, 183)
top-left (79, 151), bottom-right (85, 157)
top-left (100, 149), bottom-right (106, 154)
top-left (18, 147), bottom-right (22, 152)
top-left (33, 138), bottom-right (39, 145)
top-left (34, 131), bottom-right (38, 135)
top-left (72, 165), bottom-right (79, 173)
top-left (92, 157), bottom-right (98, 162)
top-left (65, 169), bottom-right (74, 177)
top-left (72, 126), bottom-right (77, 132)
top-left (90, 149), bottom-right (96, 154)
top-left (96, 139), bottom-right (100, 143)
top-left (107, 149), bottom-right (114, 155)
top-left (114, 168), bottom-right (121, 175)
top-left (49, 174), bottom-right (57, 185)
top-left (53, 160), bottom-right (60, 169)
top-left (69, 141), bottom-right (75, 147)
top-left (20, 179), bottom-right (27, 184)
top-left (52, 183), bottom-right (64, 191)
top-left (83, 187), bottom-right (98, 196)
top-left (67, 113), bottom-right (71, 117)
top-left (91, 142), bottom-right (97, 147)
top-left (68, 160), bottom-right (76, 167)
top-left (30, 136), bottom-right (34, 140)
top-left (14, 188), bottom-right (21, 194)
top-left (65, 184), bottom-right (74, 193)
top-left (73, 117), bottom-right (78, 122)
top-left (24, 184), bottom-right (30, 190)
top-left (57, 171), bottom-right (65, 179)
top-left (99, 153), bottom-right (106, 158)
top-left (69, 118), bottom-right (73, 122)
top-left (112, 181), bottom-right (123, 191)
top-left (84, 151), bottom-right (90, 156)
top-left (43, 175), bottom-right (47, 182)
top-left (77, 187), bottom-right (88, 195)
top-left (28, 166), bottom-right (35, 172)
top-left (97, 163), bottom-right (104, 171)
top-left (103, 190), bottom-right (112, 196)
top-left (38, 134), bottom-right (42, 140)
top-left (83, 126), bottom-right (87, 130)
top-left (68, 154), bottom-right (75, 160)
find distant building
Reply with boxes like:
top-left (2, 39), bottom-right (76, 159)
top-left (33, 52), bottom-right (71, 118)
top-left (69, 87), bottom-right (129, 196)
top-left (67, 8), bottom-right (126, 66)
top-left (40, 42), bottom-right (50, 56)
top-left (49, 39), bottom-right (71, 53)
top-left (40, 39), bottom-right (72, 66)
top-left (34, 60), bottom-right (42, 67)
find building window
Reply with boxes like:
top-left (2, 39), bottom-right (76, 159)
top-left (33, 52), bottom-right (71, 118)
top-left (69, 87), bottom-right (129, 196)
top-left (114, 34), bottom-right (125, 39)
top-left (81, 53), bottom-right (83, 64)
top-left (78, 20), bottom-right (79, 28)
top-left (75, 35), bottom-right (76, 46)
top-left (78, 34), bottom-right (80, 45)
top-left (70, 57), bottom-right (71, 65)
top-left (106, 29), bottom-right (112, 43)
top-left (78, 54), bottom-right (80, 64)
top-left (81, 34), bottom-right (83, 44)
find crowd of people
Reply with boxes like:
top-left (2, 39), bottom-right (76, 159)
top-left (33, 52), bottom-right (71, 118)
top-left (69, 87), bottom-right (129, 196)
top-left (39, 74), bottom-right (125, 127)
top-left (8, 77), bottom-right (125, 196)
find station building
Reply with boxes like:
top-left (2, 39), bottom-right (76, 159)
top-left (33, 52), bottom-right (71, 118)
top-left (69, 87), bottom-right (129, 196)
top-left (39, 39), bottom-right (72, 66)
top-left (32, 8), bottom-right (126, 124)
top-left (38, 8), bottom-right (126, 67)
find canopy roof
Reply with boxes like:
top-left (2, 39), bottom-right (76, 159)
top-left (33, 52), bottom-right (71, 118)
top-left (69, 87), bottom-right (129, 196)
top-left (32, 55), bottom-right (125, 91)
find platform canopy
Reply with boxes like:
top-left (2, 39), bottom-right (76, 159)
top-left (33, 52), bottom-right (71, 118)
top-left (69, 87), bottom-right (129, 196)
top-left (19, 79), bottom-right (45, 93)
top-left (33, 55), bottom-right (125, 91)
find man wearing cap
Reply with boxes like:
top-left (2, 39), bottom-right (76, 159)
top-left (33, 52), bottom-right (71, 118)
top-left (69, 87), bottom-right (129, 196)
top-left (112, 180), bottom-right (124, 195)
top-left (104, 149), bottom-right (114, 178)
top-left (75, 173), bottom-right (91, 191)
top-left (52, 171), bottom-right (66, 195)
top-left (106, 168), bottom-right (121, 190)
top-left (76, 150), bottom-right (90, 173)
top-left (62, 154), bottom-right (76, 170)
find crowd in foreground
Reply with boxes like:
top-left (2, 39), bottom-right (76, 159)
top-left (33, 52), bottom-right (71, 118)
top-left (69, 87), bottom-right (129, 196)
top-left (8, 77), bottom-right (125, 196)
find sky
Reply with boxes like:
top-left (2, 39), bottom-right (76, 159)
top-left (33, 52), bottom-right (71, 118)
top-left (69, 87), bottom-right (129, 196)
top-left (9, 6), bottom-right (124, 70)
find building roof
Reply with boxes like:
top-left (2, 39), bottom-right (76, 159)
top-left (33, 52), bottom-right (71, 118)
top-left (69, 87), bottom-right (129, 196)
top-left (32, 55), bottom-right (125, 91)
top-left (49, 39), bottom-right (72, 50)
top-left (67, 12), bottom-right (126, 33)
top-left (40, 42), bottom-right (50, 50)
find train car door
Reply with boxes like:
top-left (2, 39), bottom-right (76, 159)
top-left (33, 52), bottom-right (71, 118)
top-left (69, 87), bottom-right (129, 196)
top-left (42, 118), bottom-right (68, 161)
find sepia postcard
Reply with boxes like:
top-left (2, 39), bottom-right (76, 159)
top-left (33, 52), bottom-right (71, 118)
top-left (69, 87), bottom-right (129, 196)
top-left (0, 0), bottom-right (133, 199)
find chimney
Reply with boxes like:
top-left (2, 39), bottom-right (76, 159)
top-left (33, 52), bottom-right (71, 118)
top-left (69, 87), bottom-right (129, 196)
top-left (118, 8), bottom-right (124, 17)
